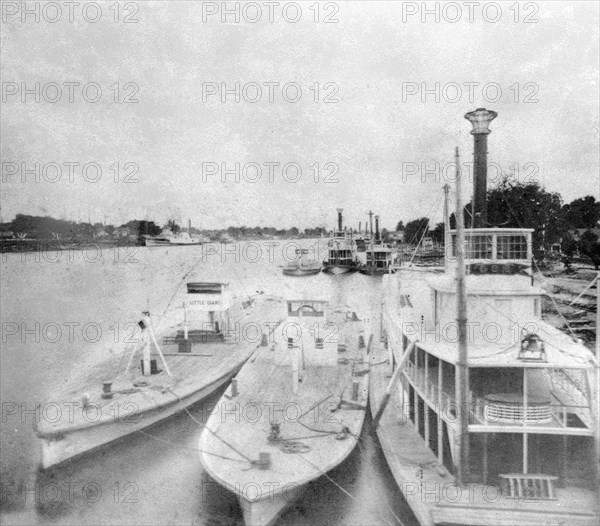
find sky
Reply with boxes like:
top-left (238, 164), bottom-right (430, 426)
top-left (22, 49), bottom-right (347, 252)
top-left (1, 0), bottom-right (599, 231)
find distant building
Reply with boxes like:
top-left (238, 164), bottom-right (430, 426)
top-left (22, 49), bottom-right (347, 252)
top-left (388, 231), bottom-right (405, 243)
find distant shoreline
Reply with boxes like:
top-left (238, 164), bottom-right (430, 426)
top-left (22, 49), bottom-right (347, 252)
top-left (0, 238), bottom-right (140, 253)
top-left (0, 236), bottom-right (328, 254)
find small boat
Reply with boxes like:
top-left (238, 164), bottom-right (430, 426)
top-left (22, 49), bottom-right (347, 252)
top-left (35, 282), bottom-right (285, 469)
top-left (322, 208), bottom-right (359, 274)
top-left (282, 249), bottom-right (321, 276)
top-left (199, 299), bottom-right (370, 526)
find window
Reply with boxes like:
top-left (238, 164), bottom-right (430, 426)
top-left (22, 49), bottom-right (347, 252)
top-left (497, 235), bottom-right (528, 260)
top-left (467, 235), bottom-right (493, 259)
top-left (451, 234), bottom-right (492, 259)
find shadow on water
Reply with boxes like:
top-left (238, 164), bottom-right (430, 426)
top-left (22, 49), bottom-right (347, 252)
top-left (277, 413), bottom-right (419, 526)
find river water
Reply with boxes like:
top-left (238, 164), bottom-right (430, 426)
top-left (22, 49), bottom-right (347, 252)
top-left (0, 240), bottom-right (417, 526)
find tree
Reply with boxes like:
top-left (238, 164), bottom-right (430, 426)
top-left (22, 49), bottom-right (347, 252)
top-left (430, 222), bottom-right (445, 243)
top-left (165, 220), bottom-right (181, 234)
top-left (578, 230), bottom-right (600, 270)
top-left (404, 217), bottom-right (430, 245)
top-left (563, 196), bottom-right (600, 229)
top-left (561, 234), bottom-right (578, 258)
top-left (126, 220), bottom-right (161, 238)
top-left (486, 177), bottom-right (566, 256)
top-left (395, 220), bottom-right (404, 232)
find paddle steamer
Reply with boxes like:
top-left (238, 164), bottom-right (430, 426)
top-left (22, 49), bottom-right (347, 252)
top-left (371, 109), bottom-right (599, 526)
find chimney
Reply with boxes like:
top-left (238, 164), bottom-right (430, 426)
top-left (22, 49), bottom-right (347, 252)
top-left (359, 221), bottom-right (362, 233)
top-left (464, 108), bottom-right (497, 228)
top-left (188, 219), bottom-right (192, 233)
top-left (336, 208), bottom-right (343, 231)
top-left (375, 216), bottom-right (380, 242)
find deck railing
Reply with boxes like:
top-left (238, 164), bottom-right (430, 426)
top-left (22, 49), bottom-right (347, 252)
top-left (405, 363), bottom-right (592, 431)
top-left (405, 361), bottom-right (456, 414)
top-left (472, 395), bottom-right (590, 429)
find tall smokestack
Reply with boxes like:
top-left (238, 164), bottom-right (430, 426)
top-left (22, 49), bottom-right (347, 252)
top-left (359, 221), bottom-right (362, 233)
top-left (375, 215), bottom-right (380, 242)
top-left (336, 208), bottom-right (343, 231)
top-left (464, 108), bottom-right (497, 228)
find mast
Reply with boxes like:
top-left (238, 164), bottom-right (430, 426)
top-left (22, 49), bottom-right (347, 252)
top-left (454, 147), bottom-right (469, 484)
top-left (443, 183), bottom-right (450, 270)
top-left (596, 271), bottom-right (600, 487)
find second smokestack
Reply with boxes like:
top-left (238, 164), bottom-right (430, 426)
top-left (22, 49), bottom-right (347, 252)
top-left (337, 208), bottom-right (343, 231)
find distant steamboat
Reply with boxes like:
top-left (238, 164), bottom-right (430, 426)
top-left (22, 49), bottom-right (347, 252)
top-left (322, 208), bottom-right (359, 274)
top-left (145, 220), bottom-right (209, 246)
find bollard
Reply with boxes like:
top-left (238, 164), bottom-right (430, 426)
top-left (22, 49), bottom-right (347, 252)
top-left (258, 451), bottom-right (271, 470)
top-left (102, 381), bottom-right (113, 399)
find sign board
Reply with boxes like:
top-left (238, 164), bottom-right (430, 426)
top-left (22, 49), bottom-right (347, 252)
top-left (186, 293), bottom-right (231, 311)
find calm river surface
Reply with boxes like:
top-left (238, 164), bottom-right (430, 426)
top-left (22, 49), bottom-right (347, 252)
top-left (1, 240), bottom-right (417, 526)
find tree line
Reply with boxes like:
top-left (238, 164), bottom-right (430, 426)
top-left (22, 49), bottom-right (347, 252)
top-left (396, 178), bottom-right (600, 267)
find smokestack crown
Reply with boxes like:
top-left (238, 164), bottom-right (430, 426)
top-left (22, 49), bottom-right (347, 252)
top-left (464, 108), bottom-right (497, 135)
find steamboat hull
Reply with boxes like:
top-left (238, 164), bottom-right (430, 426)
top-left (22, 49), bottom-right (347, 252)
top-left (282, 267), bottom-right (321, 276)
top-left (37, 370), bottom-right (235, 469)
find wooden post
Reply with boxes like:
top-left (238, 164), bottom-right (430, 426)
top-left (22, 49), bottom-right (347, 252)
top-left (443, 183), bottom-right (450, 270)
top-left (595, 271), bottom-right (600, 488)
top-left (373, 340), bottom-right (416, 427)
top-left (438, 359), bottom-right (444, 464)
top-left (415, 386), bottom-right (420, 435)
top-left (183, 301), bottom-right (188, 340)
top-left (523, 433), bottom-right (529, 475)
top-left (483, 433), bottom-right (489, 484)
top-left (424, 353), bottom-right (430, 446)
top-left (142, 322), bottom-right (151, 377)
top-left (145, 314), bottom-right (172, 377)
top-left (523, 367), bottom-right (528, 474)
top-left (455, 147), bottom-right (470, 485)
